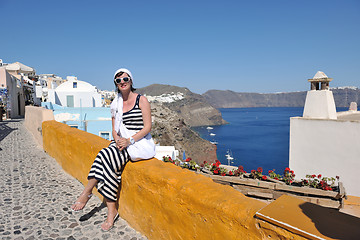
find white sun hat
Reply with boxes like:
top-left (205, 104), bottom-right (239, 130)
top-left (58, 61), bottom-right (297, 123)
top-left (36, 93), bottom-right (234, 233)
top-left (113, 68), bottom-right (133, 80)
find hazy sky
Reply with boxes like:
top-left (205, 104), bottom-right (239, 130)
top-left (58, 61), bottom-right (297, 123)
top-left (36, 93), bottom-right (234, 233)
top-left (1, 0), bottom-right (359, 94)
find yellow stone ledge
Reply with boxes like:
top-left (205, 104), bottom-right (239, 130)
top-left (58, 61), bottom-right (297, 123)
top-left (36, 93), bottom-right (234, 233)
top-left (42, 120), bottom-right (305, 240)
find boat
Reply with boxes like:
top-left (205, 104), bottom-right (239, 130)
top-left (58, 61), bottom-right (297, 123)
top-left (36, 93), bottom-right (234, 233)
top-left (225, 149), bottom-right (234, 166)
top-left (210, 133), bottom-right (216, 136)
top-left (210, 141), bottom-right (218, 145)
top-left (206, 126), bottom-right (214, 130)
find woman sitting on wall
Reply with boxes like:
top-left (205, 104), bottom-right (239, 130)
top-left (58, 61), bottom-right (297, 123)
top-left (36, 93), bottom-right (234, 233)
top-left (71, 68), bottom-right (155, 231)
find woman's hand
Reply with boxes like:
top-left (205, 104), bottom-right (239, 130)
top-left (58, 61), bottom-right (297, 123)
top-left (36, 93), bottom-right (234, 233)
top-left (115, 137), bottom-right (130, 150)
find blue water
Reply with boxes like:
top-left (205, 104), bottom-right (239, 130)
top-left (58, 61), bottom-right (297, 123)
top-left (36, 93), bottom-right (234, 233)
top-left (193, 107), bottom-right (349, 174)
top-left (193, 107), bottom-right (302, 174)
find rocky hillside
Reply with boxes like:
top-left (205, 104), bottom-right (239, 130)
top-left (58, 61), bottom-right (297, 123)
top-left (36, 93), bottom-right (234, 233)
top-left (137, 84), bottom-right (227, 127)
top-left (203, 87), bottom-right (360, 108)
top-left (150, 102), bottom-right (217, 164)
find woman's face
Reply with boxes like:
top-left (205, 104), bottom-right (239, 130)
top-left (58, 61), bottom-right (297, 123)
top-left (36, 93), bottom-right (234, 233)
top-left (115, 72), bottom-right (132, 91)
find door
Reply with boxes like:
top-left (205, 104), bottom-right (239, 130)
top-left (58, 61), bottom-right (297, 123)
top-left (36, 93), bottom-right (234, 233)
top-left (66, 95), bottom-right (74, 107)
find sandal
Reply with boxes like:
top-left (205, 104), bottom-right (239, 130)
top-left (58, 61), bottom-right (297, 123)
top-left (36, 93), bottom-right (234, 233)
top-left (71, 193), bottom-right (93, 211)
top-left (101, 213), bottom-right (119, 232)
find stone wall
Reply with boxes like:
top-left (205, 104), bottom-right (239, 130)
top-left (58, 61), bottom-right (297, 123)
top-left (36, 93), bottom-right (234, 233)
top-left (42, 120), bottom-right (304, 240)
top-left (24, 106), bottom-right (54, 146)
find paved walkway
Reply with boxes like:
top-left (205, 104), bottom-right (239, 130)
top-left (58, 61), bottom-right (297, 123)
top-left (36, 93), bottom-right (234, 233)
top-left (0, 119), bottom-right (148, 240)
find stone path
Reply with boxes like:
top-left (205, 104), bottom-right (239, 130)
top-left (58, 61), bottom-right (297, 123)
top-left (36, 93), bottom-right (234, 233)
top-left (0, 119), bottom-right (148, 240)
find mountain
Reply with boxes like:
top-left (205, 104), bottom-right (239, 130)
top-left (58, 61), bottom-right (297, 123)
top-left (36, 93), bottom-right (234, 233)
top-left (137, 84), bottom-right (227, 127)
top-left (149, 102), bottom-right (217, 164)
top-left (136, 84), bottom-right (224, 164)
top-left (203, 87), bottom-right (360, 108)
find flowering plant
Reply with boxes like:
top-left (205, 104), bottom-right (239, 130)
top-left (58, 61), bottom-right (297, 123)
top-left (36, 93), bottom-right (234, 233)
top-left (302, 174), bottom-right (339, 191)
top-left (201, 160), bottom-right (211, 169)
top-left (233, 165), bottom-right (246, 177)
top-left (283, 167), bottom-right (295, 184)
top-left (188, 159), bottom-right (200, 170)
top-left (210, 160), bottom-right (221, 174)
top-left (268, 170), bottom-right (281, 180)
top-left (163, 156), bottom-right (174, 163)
top-left (163, 155), bottom-right (181, 166)
top-left (250, 167), bottom-right (264, 180)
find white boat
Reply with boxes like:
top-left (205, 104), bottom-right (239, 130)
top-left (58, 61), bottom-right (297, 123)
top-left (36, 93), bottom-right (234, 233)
top-left (225, 149), bottom-right (234, 166)
top-left (210, 141), bottom-right (218, 145)
top-left (210, 133), bottom-right (216, 136)
top-left (206, 126), bottom-right (214, 130)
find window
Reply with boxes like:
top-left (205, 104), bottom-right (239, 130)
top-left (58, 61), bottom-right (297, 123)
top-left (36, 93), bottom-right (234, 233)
top-left (73, 82), bottom-right (77, 88)
top-left (99, 131), bottom-right (110, 140)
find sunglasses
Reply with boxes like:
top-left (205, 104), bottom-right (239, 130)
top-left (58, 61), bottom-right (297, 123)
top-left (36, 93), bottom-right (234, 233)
top-left (114, 77), bottom-right (131, 84)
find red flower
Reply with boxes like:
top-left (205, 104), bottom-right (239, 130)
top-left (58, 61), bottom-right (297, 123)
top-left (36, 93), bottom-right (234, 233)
top-left (204, 161), bottom-right (207, 164)
top-left (251, 170), bottom-right (255, 174)
top-left (257, 167), bottom-right (263, 173)
top-left (229, 171), bottom-right (233, 176)
top-left (317, 174), bottom-right (322, 179)
top-left (268, 170), bottom-right (273, 174)
top-left (221, 172), bottom-right (226, 176)
top-left (285, 167), bottom-right (290, 171)
top-left (214, 170), bottom-right (219, 174)
top-left (262, 176), bottom-right (267, 180)
top-left (274, 177), bottom-right (279, 180)
top-left (200, 164), bottom-right (204, 167)
top-left (312, 174), bottom-right (316, 178)
top-left (290, 170), bottom-right (294, 174)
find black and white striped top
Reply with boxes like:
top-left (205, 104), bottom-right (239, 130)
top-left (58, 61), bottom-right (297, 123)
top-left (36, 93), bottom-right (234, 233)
top-left (123, 94), bottom-right (144, 131)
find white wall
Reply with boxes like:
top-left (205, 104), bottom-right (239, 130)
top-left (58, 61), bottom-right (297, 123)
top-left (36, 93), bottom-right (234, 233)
top-left (303, 90), bottom-right (337, 119)
top-left (289, 117), bottom-right (360, 196)
top-left (56, 91), bottom-right (100, 107)
top-left (0, 68), bottom-right (24, 117)
top-left (49, 80), bottom-right (102, 107)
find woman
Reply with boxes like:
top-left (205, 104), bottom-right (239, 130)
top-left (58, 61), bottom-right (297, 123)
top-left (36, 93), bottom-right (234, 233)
top-left (71, 68), bottom-right (155, 231)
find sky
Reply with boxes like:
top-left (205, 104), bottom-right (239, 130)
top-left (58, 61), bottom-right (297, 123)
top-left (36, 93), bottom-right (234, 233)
top-left (1, 0), bottom-right (359, 94)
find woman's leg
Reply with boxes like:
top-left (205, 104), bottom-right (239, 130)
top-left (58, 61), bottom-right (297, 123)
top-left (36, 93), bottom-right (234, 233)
top-left (71, 178), bottom-right (98, 211)
top-left (101, 198), bottom-right (119, 231)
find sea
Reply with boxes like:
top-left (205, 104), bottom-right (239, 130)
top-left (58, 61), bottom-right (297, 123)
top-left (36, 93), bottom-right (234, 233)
top-left (192, 107), bottom-right (347, 175)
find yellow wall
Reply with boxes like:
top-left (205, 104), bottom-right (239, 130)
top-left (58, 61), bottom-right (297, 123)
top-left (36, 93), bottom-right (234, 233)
top-left (42, 120), bottom-right (305, 240)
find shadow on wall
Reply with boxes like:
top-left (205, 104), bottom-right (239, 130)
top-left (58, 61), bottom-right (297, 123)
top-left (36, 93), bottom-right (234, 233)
top-left (300, 202), bottom-right (360, 239)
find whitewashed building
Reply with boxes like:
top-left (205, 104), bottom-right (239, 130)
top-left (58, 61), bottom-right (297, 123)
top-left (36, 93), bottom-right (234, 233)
top-left (289, 71), bottom-right (360, 197)
top-left (0, 61), bottom-right (36, 118)
top-left (48, 76), bottom-right (101, 107)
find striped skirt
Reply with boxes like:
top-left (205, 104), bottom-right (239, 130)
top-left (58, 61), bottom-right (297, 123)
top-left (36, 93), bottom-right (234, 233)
top-left (88, 141), bottom-right (130, 201)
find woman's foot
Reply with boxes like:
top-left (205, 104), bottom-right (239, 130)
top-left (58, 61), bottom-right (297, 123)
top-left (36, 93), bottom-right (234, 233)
top-left (71, 193), bottom-right (93, 211)
top-left (101, 212), bottom-right (119, 231)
